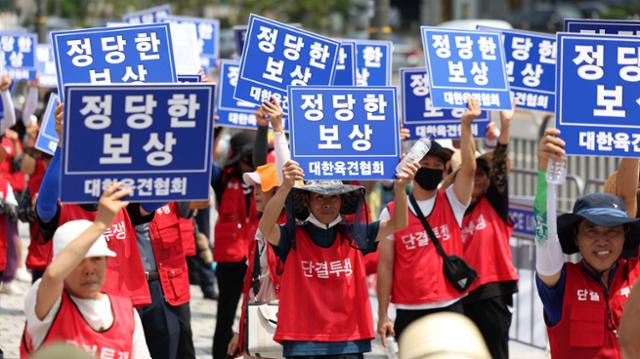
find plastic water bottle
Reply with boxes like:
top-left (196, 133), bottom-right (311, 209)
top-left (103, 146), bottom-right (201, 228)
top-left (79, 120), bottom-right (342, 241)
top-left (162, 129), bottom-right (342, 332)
top-left (384, 337), bottom-right (398, 359)
top-left (396, 137), bottom-right (431, 174)
top-left (546, 157), bottom-right (567, 185)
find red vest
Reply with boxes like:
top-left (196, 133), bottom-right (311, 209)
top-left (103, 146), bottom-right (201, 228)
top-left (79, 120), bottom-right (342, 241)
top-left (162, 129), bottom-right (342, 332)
top-left (59, 204), bottom-right (151, 307)
top-left (20, 292), bottom-right (135, 357)
top-left (147, 203), bottom-right (191, 306)
top-left (214, 175), bottom-right (257, 262)
top-left (25, 222), bottom-right (52, 270)
top-left (179, 217), bottom-right (196, 257)
top-left (274, 227), bottom-right (374, 343)
top-left (461, 197), bottom-right (518, 292)
top-left (547, 260), bottom-right (640, 358)
top-left (0, 176), bottom-right (9, 271)
top-left (0, 137), bottom-right (25, 192)
top-left (389, 190), bottom-right (465, 304)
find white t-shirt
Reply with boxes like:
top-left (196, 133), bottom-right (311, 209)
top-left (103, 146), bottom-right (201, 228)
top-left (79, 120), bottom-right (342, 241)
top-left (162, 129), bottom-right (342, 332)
top-left (378, 186), bottom-right (469, 310)
top-left (24, 279), bottom-right (151, 358)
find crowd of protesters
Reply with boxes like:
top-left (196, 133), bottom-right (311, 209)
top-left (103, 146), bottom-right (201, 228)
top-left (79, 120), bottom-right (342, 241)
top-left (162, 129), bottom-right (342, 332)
top-left (1, 38), bottom-right (640, 359)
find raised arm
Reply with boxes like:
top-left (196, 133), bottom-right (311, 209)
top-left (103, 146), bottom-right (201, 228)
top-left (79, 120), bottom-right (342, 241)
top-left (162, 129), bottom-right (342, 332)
top-left (22, 78), bottom-right (39, 126)
top-left (36, 183), bottom-right (130, 320)
top-left (0, 74), bottom-right (16, 134)
top-left (613, 158), bottom-right (639, 218)
top-left (36, 103), bottom-right (64, 223)
top-left (263, 97), bottom-right (290, 184)
top-left (258, 160), bottom-right (303, 246)
top-left (534, 128), bottom-right (566, 288)
top-left (375, 162), bottom-right (419, 241)
top-left (492, 101), bottom-right (515, 195)
top-left (452, 97), bottom-right (480, 205)
top-left (253, 105), bottom-right (269, 167)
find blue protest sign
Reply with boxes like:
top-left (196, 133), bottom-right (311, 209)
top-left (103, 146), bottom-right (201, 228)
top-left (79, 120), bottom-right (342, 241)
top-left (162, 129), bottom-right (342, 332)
top-left (51, 24), bottom-right (177, 101)
top-left (235, 14), bottom-right (340, 114)
top-left (421, 27), bottom-right (511, 110)
top-left (61, 83), bottom-right (215, 203)
top-left (178, 74), bottom-right (201, 83)
top-left (123, 4), bottom-right (172, 24)
top-left (479, 27), bottom-right (556, 112)
top-left (509, 205), bottom-right (535, 239)
top-left (217, 60), bottom-right (259, 129)
top-left (355, 40), bottom-right (392, 86)
top-left (333, 41), bottom-right (356, 86)
top-left (164, 16), bottom-right (219, 68)
top-left (556, 32), bottom-right (640, 157)
top-left (233, 26), bottom-right (247, 58)
top-left (35, 92), bottom-right (59, 155)
top-left (0, 32), bottom-right (37, 80)
top-left (564, 18), bottom-right (640, 35)
top-left (400, 67), bottom-right (489, 140)
top-left (288, 86), bottom-right (399, 180)
top-left (34, 44), bottom-right (57, 88)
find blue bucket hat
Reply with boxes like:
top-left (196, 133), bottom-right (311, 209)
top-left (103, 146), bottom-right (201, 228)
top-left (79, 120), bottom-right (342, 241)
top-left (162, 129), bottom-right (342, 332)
top-left (557, 193), bottom-right (640, 254)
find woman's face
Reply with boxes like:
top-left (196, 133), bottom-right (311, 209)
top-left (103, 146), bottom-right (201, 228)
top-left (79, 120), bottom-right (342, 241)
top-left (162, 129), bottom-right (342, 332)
top-left (308, 193), bottom-right (342, 225)
top-left (253, 185), bottom-right (275, 213)
top-left (64, 257), bottom-right (107, 300)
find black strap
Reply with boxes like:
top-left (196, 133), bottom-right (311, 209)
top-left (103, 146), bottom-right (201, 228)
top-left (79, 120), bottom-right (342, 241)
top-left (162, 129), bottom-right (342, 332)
top-left (409, 193), bottom-right (449, 259)
top-left (251, 243), bottom-right (261, 297)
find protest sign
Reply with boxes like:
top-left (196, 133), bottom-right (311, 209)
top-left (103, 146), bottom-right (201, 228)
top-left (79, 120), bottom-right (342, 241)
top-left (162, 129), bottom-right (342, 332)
top-left (0, 31), bottom-right (37, 80)
top-left (421, 26), bottom-right (511, 110)
top-left (217, 59), bottom-right (259, 129)
top-left (51, 23), bottom-right (177, 100)
top-left (165, 21), bottom-right (201, 75)
top-left (235, 14), bottom-right (340, 114)
top-left (233, 25), bottom-right (247, 58)
top-left (34, 44), bottom-right (57, 88)
top-left (61, 83), bottom-right (215, 202)
top-left (122, 4), bottom-right (172, 24)
top-left (178, 74), bottom-right (201, 83)
top-left (355, 40), bottom-right (392, 86)
top-left (556, 32), bottom-right (640, 157)
top-left (164, 16), bottom-right (219, 68)
top-left (564, 18), bottom-right (640, 35)
top-left (288, 86), bottom-right (399, 180)
top-left (400, 67), bottom-right (489, 140)
top-left (35, 92), bottom-right (59, 155)
top-left (332, 41), bottom-right (356, 86)
top-left (479, 27), bottom-right (556, 112)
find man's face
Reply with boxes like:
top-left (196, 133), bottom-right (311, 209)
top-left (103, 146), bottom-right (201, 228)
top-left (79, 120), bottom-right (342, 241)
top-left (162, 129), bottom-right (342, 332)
top-left (576, 220), bottom-right (625, 272)
top-left (64, 257), bottom-right (107, 299)
top-left (307, 192), bottom-right (342, 225)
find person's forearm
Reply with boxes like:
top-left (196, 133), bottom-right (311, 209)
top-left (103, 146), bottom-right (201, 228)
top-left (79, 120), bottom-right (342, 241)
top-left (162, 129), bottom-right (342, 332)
top-left (274, 132), bottom-right (291, 185)
top-left (388, 184), bottom-right (408, 232)
top-left (490, 143), bottom-right (508, 193)
top-left (616, 158), bottom-right (639, 218)
top-left (44, 222), bottom-right (108, 280)
top-left (1, 89), bottom-right (16, 134)
top-left (22, 86), bottom-right (38, 126)
top-left (36, 147), bottom-right (61, 222)
top-left (498, 121), bottom-right (510, 145)
top-left (253, 125), bottom-right (269, 167)
top-left (534, 171), bottom-right (563, 276)
top-left (459, 121), bottom-right (476, 176)
top-left (258, 184), bottom-right (291, 243)
top-left (376, 264), bottom-right (392, 318)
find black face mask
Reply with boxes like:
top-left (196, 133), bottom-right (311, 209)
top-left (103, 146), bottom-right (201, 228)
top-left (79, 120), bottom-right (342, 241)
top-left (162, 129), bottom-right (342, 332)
top-left (415, 167), bottom-right (443, 191)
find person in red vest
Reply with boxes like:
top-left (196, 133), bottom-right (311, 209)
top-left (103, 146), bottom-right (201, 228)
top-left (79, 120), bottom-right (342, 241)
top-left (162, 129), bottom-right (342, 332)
top-left (450, 104), bottom-right (518, 359)
top-left (376, 98), bottom-right (480, 343)
top-left (34, 103), bottom-right (162, 308)
top-left (534, 129), bottom-right (640, 357)
top-left (20, 182), bottom-right (151, 358)
top-left (258, 156), bottom-right (418, 358)
top-left (211, 131), bottom-right (258, 359)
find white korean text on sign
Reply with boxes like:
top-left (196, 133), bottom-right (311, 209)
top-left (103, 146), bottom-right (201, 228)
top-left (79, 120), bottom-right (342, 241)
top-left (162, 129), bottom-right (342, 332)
top-left (479, 27), bottom-right (556, 112)
top-left (421, 26), bottom-right (512, 110)
top-left (234, 14), bottom-right (340, 114)
top-left (556, 32), bottom-right (640, 157)
top-left (51, 24), bottom-right (177, 101)
top-left (217, 59), bottom-right (260, 129)
top-left (332, 41), bottom-right (356, 86)
top-left (35, 44), bottom-right (57, 88)
top-left (61, 83), bottom-right (215, 203)
top-left (289, 86), bottom-right (399, 180)
top-left (122, 4), bottom-right (172, 24)
top-left (355, 40), bottom-right (392, 86)
top-left (0, 32), bottom-right (36, 80)
top-left (400, 67), bottom-right (489, 140)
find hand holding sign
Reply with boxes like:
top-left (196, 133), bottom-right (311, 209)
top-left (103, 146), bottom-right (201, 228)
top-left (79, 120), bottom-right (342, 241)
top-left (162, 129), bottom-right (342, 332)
top-left (263, 97), bottom-right (284, 132)
top-left (282, 160), bottom-right (304, 190)
top-left (95, 182), bottom-right (131, 229)
top-left (461, 97), bottom-right (482, 126)
top-left (0, 75), bottom-right (11, 91)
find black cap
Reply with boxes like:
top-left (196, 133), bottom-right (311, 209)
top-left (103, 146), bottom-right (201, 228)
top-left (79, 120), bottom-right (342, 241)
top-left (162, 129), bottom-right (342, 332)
top-left (423, 140), bottom-right (452, 164)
